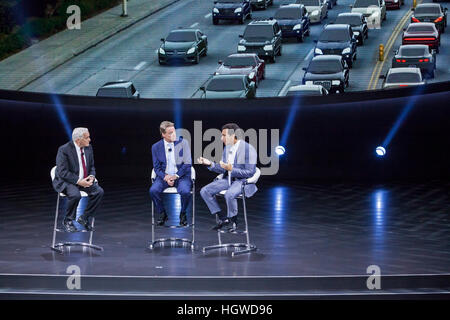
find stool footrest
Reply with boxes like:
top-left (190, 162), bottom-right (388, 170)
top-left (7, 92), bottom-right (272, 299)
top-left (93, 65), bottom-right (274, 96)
top-left (51, 242), bottom-right (104, 254)
top-left (55, 228), bottom-right (93, 233)
top-left (152, 224), bottom-right (194, 229)
top-left (202, 243), bottom-right (257, 257)
top-left (149, 238), bottom-right (194, 250)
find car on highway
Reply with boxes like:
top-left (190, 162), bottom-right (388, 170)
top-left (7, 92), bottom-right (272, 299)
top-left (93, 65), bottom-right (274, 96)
top-left (274, 4), bottom-right (311, 42)
top-left (96, 81), bottom-right (140, 99)
top-left (391, 44), bottom-right (436, 79)
top-left (283, 84), bottom-right (329, 96)
top-left (158, 28), bottom-right (208, 65)
top-left (379, 67), bottom-right (425, 89)
top-left (314, 24), bottom-right (358, 67)
top-left (237, 19), bottom-right (282, 63)
top-left (350, 0), bottom-right (386, 25)
top-left (200, 74), bottom-right (256, 99)
top-left (325, 0), bottom-right (338, 10)
top-left (402, 22), bottom-right (440, 53)
top-left (385, 0), bottom-right (404, 10)
top-left (249, 0), bottom-right (273, 10)
top-left (212, 0), bottom-right (252, 25)
top-left (302, 55), bottom-right (349, 93)
top-left (333, 12), bottom-right (369, 45)
top-left (294, 0), bottom-right (328, 24)
top-left (214, 53), bottom-right (265, 86)
top-left (411, 3), bottom-right (447, 34)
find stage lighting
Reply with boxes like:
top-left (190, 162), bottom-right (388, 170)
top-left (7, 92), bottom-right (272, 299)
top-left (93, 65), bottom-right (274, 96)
top-left (275, 146), bottom-right (285, 156)
top-left (375, 146), bottom-right (386, 157)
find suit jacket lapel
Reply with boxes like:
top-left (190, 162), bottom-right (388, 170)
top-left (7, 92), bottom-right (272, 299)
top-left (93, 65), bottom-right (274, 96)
top-left (69, 142), bottom-right (80, 172)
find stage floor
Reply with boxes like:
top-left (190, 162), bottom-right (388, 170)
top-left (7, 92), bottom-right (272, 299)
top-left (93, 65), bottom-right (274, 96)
top-left (0, 178), bottom-right (449, 279)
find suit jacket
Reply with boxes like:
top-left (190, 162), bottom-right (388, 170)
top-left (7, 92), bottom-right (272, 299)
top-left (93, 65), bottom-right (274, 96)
top-left (208, 140), bottom-right (258, 197)
top-left (151, 138), bottom-right (192, 180)
top-left (52, 141), bottom-right (96, 193)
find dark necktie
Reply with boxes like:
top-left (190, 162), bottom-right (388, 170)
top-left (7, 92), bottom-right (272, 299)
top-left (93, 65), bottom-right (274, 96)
top-left (80, 148), bottom-right (87, 179)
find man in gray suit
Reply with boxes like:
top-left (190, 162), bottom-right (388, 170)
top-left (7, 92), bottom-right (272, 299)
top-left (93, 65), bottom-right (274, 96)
top-left (198, 123), bottom-right (257, 232)
top-left (53, 127), bottom-right (104, 232)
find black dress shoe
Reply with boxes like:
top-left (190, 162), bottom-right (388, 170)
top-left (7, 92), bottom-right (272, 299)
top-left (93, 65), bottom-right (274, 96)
top-left (211, 220), bottom-right (224, 231)
top-left (223, 216), bottom-right (238, 232)
top-left (179, 212), bottom-right (188, 226)
top-left (157, 212), bottom-right (168, 226)
top-left (211, 212), bottom-right (227, 231)
top-left (62, 219), bottom-right (77, 232)
top-left (77, 216), bottom-right (94, 231)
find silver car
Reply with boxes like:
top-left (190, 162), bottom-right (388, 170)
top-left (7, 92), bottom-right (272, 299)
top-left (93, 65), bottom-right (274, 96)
top-left (295, 0), bottom-right (328, 23)
top-left (96, 81), bottom-right (140, 98)
top-left (379, 67), bottom-right (425, 89)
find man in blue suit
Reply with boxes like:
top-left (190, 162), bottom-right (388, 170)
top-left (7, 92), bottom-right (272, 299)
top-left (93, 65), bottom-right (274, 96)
top-left (150, 121), bottom-right (192, 226)
top-left (198, 123), bottom-right (257, 232)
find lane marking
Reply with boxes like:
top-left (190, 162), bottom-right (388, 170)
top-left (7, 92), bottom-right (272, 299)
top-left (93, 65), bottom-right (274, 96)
top-left (278, 80), bottom-right (292, 97)
top-left (190, 22), bottom-right (199, 28)
top-left (133, 61), bottom-right (147, 71)
top-left (204, 13), bottom-right (212, 19)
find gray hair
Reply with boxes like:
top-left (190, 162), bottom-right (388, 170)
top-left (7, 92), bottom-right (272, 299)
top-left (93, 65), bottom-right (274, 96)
top-left (159, 121), bottom-right (174, 135)
top-left (72, 127), bottom-right (89, 141)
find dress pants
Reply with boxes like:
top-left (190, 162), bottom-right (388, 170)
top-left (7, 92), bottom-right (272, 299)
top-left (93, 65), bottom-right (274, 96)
top-left (149, 176), bottom-right (192, 214)
top-left (200, 178), bottom-right (243, 218)
top-left (63, 182), bottom-right (104, 221)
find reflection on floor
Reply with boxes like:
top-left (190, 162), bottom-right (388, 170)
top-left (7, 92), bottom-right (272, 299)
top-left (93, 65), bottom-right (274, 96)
top-left (0, 179), bottom-right (449, 277)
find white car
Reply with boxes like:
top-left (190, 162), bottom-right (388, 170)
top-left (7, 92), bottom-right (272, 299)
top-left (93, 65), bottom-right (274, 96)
top-left (351, 0), bottom-right (386, 27)
top-left (284, 84), bottom-right (329, 96)
top-left (379, 67), bottom-right (425, 89)
top-left (295, 0), bottom-right (328, 23)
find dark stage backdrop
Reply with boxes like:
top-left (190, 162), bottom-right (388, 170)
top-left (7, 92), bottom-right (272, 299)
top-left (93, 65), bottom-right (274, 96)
top-left (1, 82), bottom-right (449, 184)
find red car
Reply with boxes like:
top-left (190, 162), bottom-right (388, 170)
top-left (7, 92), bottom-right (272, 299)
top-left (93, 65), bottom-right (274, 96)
top-left (385, 0), bottom-right (404, 10)
top-left (402, 22), bottom-right (440, 53)
top-left (214, 53), bottom-right (265, 87)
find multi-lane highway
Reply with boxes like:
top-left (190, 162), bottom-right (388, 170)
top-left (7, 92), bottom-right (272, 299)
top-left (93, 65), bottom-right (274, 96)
top-left (22, 0), bottom-right (449, 98)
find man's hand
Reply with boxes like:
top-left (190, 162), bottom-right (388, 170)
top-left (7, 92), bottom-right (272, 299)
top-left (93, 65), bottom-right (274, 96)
top-left (77, 177), bottom-right (93, 188)
top-left (197, 157), bottom-right (212, 166)
top-left (164, 174), bottom-right (172, 182)
top-left (167, 179), bottom-right (175, 187)
top-left (220, 161), bottom-right (233, 171)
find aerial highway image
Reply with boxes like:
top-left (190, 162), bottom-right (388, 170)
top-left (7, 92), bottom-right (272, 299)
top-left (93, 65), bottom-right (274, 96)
top-left (0, 0), bottom-right (449, 304)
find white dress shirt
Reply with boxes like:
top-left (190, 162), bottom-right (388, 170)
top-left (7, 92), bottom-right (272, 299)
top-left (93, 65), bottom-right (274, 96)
top-left (226, 140), bottom-right (240, 185)
top-left (73, 141), bottom-right (87, 183)
top-left (163, 139), bottom-right (178, 176)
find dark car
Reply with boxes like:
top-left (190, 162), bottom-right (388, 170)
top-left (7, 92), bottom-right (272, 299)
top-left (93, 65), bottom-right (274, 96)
top-left (200, 75), bottom-right (256, 99)
top-left (250, 0), bottom-right (273, 10)
top-left (96, 81), bottom-right (140, 99)
top-left (325, 0), bottom-right (338, 10)
top-left (385, 0), bottom-right (404, 10)
top-left (238, 19), bottom-right (282, 63)
top-left (333, 12), bottom-right (368, 45)
top-left (158, 28), bottom-right (208, 65)
top-left (411, 4), bottom-right (447, 34)
top-left (212, 0), bottom-right (252, 25)
top-left (302, 55), bottom-right (349, 93)
top-left (314, 24), bottom-right (358, 67)
top-left (274, 4), bottom-right (310, 42)
top-left (402, 23), bottom-right (440, 53)
top-left (391, 44), bottom-right (436, 79)
top-left (215, 53), bottom-right (265, 87)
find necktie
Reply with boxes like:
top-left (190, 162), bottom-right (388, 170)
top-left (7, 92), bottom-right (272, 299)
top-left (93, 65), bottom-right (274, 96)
top-left (80, 148), bottom-right (87, 179)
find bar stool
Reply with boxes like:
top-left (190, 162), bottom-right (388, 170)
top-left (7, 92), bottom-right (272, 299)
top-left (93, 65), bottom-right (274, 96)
top-left (203, 167), bottom-right (260, 257)
top-left (149, 167), bottom-right (196, 251)
top-left (50, 166), bottom-right (103, 254)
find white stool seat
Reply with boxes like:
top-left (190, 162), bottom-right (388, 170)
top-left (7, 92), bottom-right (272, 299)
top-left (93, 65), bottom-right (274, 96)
top-left (163, 187), bottom-right (178, 194)
top-left (59, 191), bottom-right (88, 197)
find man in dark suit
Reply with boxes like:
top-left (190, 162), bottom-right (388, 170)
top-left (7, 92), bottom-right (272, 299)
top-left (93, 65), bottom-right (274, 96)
top-left (53, 127), bottom-right (104, 232)
top-left (150, 121), bottom-right (192, 226)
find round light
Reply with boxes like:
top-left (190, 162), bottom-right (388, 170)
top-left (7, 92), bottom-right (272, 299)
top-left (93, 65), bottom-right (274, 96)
top-left (375, 146), bottom-right (386, 157)
top-left (275, 146), bottom-right (285, 156)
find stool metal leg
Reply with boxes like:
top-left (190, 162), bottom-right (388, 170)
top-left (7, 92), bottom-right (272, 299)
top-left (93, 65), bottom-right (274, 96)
top-left (51, 194), bottom-right (103, 254)
top-left (202, 187), bottom-right (257, 257)
top-left (149, 183), bottom-right (195, 251)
